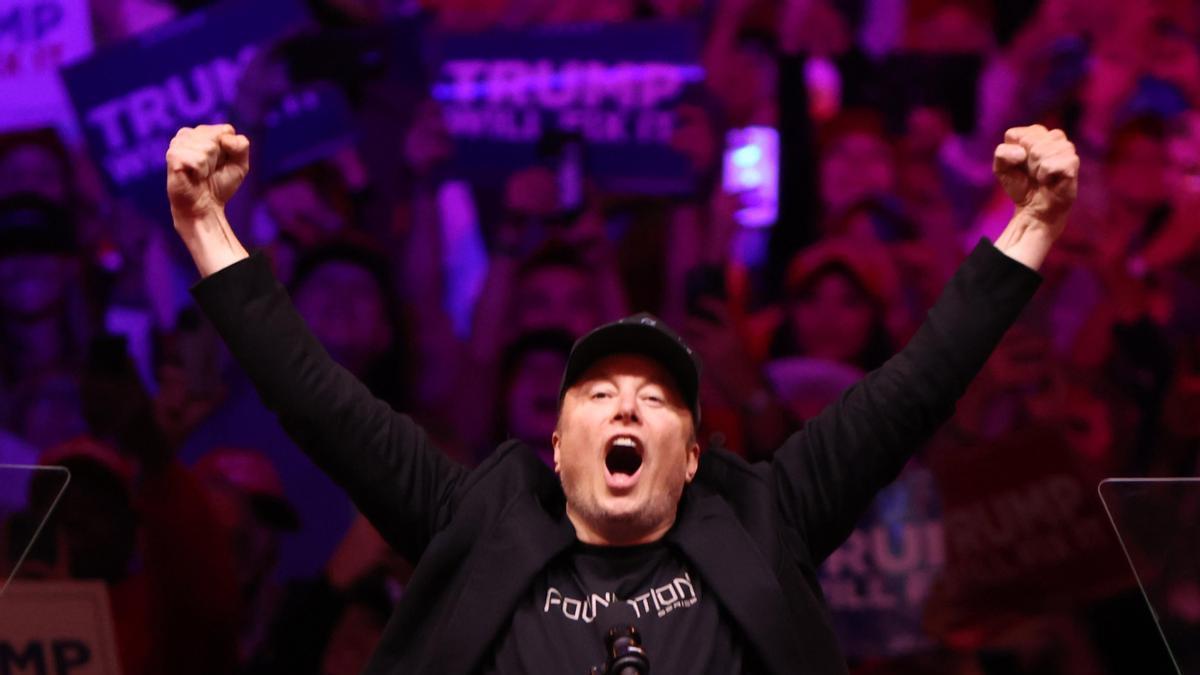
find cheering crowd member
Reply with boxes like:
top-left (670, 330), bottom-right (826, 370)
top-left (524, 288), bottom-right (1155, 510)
top-left (165, 122), bottom-right (1077, 673)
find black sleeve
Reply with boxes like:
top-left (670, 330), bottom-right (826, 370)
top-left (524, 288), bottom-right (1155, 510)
top-left (191, 253), bottom-right (468, 563)
top-left (769, 239), bottom-right (1042, 562)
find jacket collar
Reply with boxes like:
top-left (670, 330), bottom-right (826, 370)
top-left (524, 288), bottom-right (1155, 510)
top-left (665, 487), bottom-right (815, 675)
top-left (428, 485), bottom-right (576, 675)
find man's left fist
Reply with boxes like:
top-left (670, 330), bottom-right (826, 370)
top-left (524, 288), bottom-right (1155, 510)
top-left (993, 125), bottom-right (1079, 237)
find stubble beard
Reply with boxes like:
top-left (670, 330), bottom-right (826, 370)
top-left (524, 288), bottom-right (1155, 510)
top-left (559, 469), bottom-right (684, 543)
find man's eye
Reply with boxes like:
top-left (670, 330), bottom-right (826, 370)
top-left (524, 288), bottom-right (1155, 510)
top-left (592, 391), bottom-right (612, 399)
top-left (643, 394), bottom-right (664, 404)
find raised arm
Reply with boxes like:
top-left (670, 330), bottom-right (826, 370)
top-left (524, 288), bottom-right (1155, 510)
top-left (771, 126), bottom-right (1078, 562)
top-left (167, 125), bottom-right (467, 562)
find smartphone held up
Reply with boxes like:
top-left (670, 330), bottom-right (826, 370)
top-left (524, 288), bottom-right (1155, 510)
top-left (722, 126), bottom-right (779, 228)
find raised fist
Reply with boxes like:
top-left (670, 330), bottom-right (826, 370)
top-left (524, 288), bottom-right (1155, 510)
top-left (165, 124), bottom-right (250, 223)
top-left (993, 125), bottom-right (1079, 238)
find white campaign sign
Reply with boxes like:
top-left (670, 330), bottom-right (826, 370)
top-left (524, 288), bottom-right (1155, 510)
top-left (0, 0), bottom-right (94, 137)
top-left (0, 580), bottom-right (122, 674)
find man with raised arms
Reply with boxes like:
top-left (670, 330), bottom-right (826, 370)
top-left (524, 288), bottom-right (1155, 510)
top-left (167, 122), bottom-right (1077, 673)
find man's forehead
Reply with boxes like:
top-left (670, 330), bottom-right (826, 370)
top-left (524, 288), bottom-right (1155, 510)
top-left (574, 353), bottom-right (680, 390)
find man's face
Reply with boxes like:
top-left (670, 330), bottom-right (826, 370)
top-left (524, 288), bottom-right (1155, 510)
top-left (201, 480), bottom-right (280, 594)
top-left (789, 270), bottom-right (877, 366)
top-left (0, 253), bottom-right (73, 319)
top-left (553, 354), bottom-right (699, 545)
top-left (294, 260), bottom-right (392, 376)
top-left (0, 145), bottom-right (68, 203)
top-left (515, 265), bottom-right (597, 337)
top-left (505, 349), bottom-right (568, 465)
top-left (1107, 132), bottom-right (1169, 208)
top-left (819, 132), bottom-right (895, 215)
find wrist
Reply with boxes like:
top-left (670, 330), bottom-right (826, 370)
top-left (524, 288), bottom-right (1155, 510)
top-left (993, 210), bottom-right (1059, 271)
top-left (174, 206), bottom-right (227, 233)
top-left (177, 209), bottom-right (250, 277)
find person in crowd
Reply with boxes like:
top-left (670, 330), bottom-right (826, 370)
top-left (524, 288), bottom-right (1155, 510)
top-left (193, 446), bottom-right (301, 667)
top-left (1152, 337), bottom-right (1200, 476)
top-left (818, 110), bottom-right (900, 228)
top-left (248, 514), bottom-right (407, 675)
top-left (80, 335), bottom-right (241, 675)
top-left (0, 129), bottom-right (78, 206)
top-left (18, 337), bottom-right (240, 675)
top-left (291, 240), bottom-right (413, 408)
top-left (510, 242), bottom-right (609, 338)
top-left (179, 240), bottom-right (411, 579)
top-left (493, 329), bottom-right (575, 465)
top-left (680, 237), bottom-right (902, 459)
top-left (453, 166), bottom-right (629, 455)
top-left (1090, 117), bottom-right (1174, 269)
top-left (8, 372), bottom-right (90, 451)
top-left (767, 238), bottom-right (900, 372)
top-left (249, 162), bottom-right (362, 283)
top-left (451, 239), bottom-right (620, 455)
top-left (0, 195), bottom-right (89, 422)
top-left (472, 169), bottom-right (628, 348)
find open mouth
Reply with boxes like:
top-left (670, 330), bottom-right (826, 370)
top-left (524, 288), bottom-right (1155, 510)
top-left (604, 435), bottom-right (643, 490)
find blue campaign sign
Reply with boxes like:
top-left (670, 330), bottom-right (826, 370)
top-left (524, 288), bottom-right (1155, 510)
top-left (818, 464), bottom-right (944, 659)
top-left (431, 20), bottom-right (705, 195)
top-left (256, 82), bottom-right (358, 182)
top-left (60, 0), bottom-right (309, 219)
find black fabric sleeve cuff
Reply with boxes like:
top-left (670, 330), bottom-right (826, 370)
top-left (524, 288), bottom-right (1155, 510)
top-left (189, 251), bottom-right (278, 325)
top-left (967, 237), bottom-right (1043, 310)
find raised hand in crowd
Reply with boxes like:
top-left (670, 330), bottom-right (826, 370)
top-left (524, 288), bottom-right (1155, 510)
top-left (1136, 111), bottom-right (1200, 272)
top-left (154, 313), bottom-right (230, 449)
top-left (683, 296), bottom-right (791, 458)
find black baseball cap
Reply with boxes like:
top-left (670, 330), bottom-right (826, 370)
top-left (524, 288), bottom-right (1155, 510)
top-left (559, 313), bottom-right (702, 423)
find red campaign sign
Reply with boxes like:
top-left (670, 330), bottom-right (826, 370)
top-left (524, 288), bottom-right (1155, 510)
top-left (924, 426), bottom-right (1133, 641)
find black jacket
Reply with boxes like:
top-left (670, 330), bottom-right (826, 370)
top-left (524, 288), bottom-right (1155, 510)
top-left (192, 239), bottom-right (1040, 674)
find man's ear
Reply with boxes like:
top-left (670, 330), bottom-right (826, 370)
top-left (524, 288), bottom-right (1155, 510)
top-left (684, 440), bottom-right (700, 483)
top-left (552, 431), bottom-right (562, 474)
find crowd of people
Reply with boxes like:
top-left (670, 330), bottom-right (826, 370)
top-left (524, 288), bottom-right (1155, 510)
top-left (1, 0), bottom-right (1199, 673)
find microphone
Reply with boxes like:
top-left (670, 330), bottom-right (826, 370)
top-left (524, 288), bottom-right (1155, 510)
top-left (588, 603), bottom-right (649, 675)
top-left (604, 624), bottom-right (649, 675)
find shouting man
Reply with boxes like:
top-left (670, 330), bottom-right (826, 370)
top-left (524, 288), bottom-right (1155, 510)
top-left (167, 122), bottom-right (1077, 674)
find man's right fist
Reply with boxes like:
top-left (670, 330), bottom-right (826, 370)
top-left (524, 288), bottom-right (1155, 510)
top-left (165, 124), bottom-right (250, 223)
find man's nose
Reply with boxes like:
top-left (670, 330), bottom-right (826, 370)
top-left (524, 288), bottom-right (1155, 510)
top-left (613, 391), bottom-right (640, 423)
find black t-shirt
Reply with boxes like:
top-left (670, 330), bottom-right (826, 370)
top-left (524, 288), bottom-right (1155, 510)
top-left (483, 541), bottom-right (745, 674)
